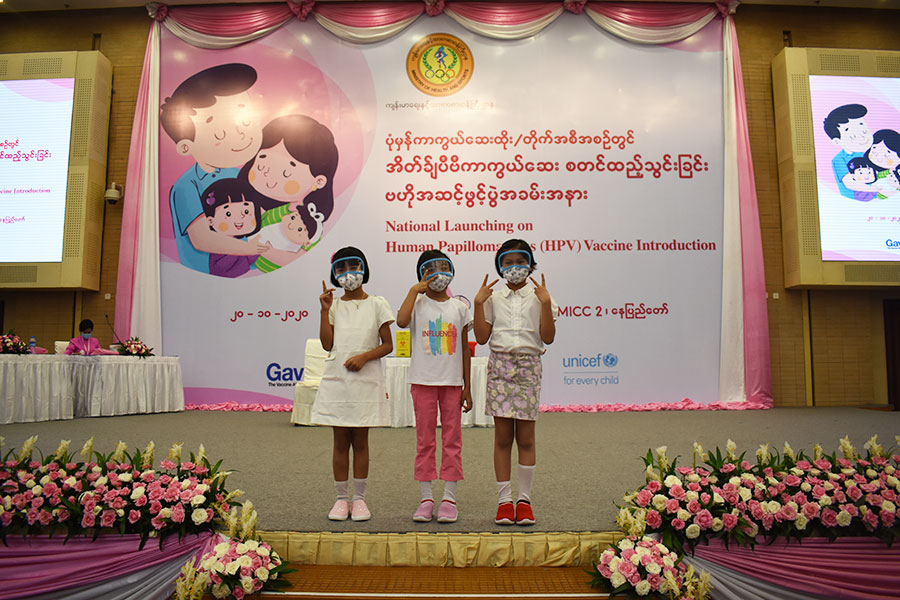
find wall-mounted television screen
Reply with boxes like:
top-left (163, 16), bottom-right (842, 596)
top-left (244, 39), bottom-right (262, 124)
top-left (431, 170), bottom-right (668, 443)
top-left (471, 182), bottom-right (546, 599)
top-left (0, 51), bottom-right (111, 290)
top-left (773, 48), bottom-right (900, 287)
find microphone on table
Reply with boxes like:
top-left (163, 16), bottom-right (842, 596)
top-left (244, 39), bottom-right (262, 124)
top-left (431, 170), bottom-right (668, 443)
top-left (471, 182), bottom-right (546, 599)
top-left (105, 314), bottom-right (125, 346)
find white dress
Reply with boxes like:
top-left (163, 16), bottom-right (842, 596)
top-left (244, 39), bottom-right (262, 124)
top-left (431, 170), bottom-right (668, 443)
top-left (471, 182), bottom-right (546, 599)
top-left (311, 295), bottom-right (394, 427)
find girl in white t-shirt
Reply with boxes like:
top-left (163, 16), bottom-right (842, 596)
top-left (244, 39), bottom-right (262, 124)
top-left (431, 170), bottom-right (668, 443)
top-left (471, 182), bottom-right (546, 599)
top-left (397, 250), bottom-right (472, 524)
top-left (473, 239), bottom-right (557, 527)
top-left (313, 247), bottom-right (394, 522)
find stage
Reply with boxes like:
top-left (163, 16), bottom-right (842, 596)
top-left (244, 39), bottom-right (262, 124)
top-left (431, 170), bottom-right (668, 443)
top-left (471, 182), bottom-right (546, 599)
top-left (1, 407), bottom-right (897, 535)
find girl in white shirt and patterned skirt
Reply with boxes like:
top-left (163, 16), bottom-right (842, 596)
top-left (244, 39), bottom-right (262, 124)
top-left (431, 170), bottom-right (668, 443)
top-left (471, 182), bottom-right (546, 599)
top-left (473, 239), bottom-right (558, 526)
top-left (312, 247), bottom-right (394, 522)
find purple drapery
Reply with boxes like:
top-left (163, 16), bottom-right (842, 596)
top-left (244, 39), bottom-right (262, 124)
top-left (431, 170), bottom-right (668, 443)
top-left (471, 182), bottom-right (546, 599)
top-left (0, 532), bottom-right (217, 599)
top-left (692, 537), bottom-right (900, 600)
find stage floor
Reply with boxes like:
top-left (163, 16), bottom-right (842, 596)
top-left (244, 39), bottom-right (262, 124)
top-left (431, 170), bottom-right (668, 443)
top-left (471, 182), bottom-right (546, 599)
top-left (1, 407), bottom-right (898, 533)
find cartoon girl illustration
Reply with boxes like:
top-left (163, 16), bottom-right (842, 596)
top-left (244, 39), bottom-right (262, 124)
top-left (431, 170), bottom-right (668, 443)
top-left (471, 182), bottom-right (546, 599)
top-left (239, 114), bottom-right (339, 222)
top-left (200, 178), bottom-right (266, 278)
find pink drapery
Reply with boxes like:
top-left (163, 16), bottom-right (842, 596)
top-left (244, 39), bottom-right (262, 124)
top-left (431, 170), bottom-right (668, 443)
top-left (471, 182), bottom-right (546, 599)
top-left (0, 531), bottom-right (217, 599)
top-left (691, 537), bottom-right (900, 600)
top-left (117, 1), bottom-right (772, 409)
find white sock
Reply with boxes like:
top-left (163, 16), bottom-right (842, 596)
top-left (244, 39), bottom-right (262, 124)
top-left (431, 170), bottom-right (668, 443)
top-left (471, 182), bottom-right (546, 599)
top-left (334, 480), bottom-right (349, 501)
top-left (497, 480), bottom-right (513, 504)
top-left (420, 481), bottom-right (434, 502)
top-left (352, 478), bottom-right (367, 501)
top-left (517, 464), bottom-right (535, 503)
top-left (442, 481), bottom-right (458, 503)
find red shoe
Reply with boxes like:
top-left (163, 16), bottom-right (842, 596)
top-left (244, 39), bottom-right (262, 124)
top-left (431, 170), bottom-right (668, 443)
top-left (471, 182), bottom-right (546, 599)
top-left (515, 501), bottom-right (535, 526)
top-left (494, 502), bottom-right (515, 525)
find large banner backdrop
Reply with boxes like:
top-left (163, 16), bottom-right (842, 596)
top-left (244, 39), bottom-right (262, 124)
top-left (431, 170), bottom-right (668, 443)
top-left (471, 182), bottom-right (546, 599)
top-left (117, 2), bottom-right (772, 412)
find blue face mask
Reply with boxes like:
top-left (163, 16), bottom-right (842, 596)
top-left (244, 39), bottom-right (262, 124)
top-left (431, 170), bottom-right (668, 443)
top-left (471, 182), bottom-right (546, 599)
top-left (82, 333), bottom-right (92, 340)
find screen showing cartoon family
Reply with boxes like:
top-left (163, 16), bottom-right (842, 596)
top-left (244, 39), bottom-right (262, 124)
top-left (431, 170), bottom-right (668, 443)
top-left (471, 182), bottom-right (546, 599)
top-left (823, 104), bottom-right (899, 202)
top-left (161, 63), bottom-right (339, 277)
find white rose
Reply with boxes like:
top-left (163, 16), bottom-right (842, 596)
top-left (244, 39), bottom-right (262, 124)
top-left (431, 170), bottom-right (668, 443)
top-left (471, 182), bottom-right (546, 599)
top-left (255, 567), bottom-right (270, 582)
top-left (630, 553), bottom-right (641, 565)
top-left (766, 476), bottom-right (778, 486)
top-left (729, 476), bottom-right (741, 487)
top-left (685, 491), bottom-right (699, 502)
top-left (823, 481), bottom-right (834, 491)
top-left (795, 514), bottom-right (808, 530)
top-left (658, 580), bottom-right (670, 595)
top-left (790, 467), bottom-right (803, 476)
top-left (160, 508), bottom-right (172, 519)
top-left (213, 561), bottom-right (226, 573)
top-left (40, 475), bottom-right (51, 485)
top-left (712, 518), bottom-right (724, 532)
top-left (635, 580), bottom-right (651, 596)
top-left (676, 509), bottom-right (690, 521)
top-left (708, 476), bottom-right (718, 484)
top-left (801, 482), bottom-right (812, 492)
top-left (888, 476), bottom-right (900, 490)
top-left (192, 508), bottom-right (208, 525)
top-left (236, 543), bottom-right (250, 554)
top-left (766, 501), bottom-right (781, 514)
top-left (195, 484), bottom-right (209, 494)
top-left (655, 543), bottom-right (668, 554)
top-left (827, 473), bottom-right (841, 481)
top-left (201, 557), bottom-right (217, 571)
top-left (713, 492), bottom-right (725, 504)
top-left (841, 468), bottom-right (856, 476)
top-left (818, 496), bottom-right (832, 507)
top-left (93, 505), bottom-right (102, 515)
top-left (238, 555), bottom-right (253, 567)
top-left (118, 473), bottom-right (132, 483)
top-left (181, 479), bottom-right (191, 491)
top-left (617, 538), bottom-right (634, 550)
top-left (64, 476), bottom-right (77, 488)
top-left (225, 561), bottom-right (240, 575)
top-left (836, 510), bottom-right (852, 527)
top-left (885, 465), bottom-right (895, 475)
top-left (191, 494), bottom-right (206, 506)
top-left (130, 487), bottom-right (145, 501)
top-left (257, 546), bottom-right (270, 557)
top-left (211, 582), bottom-right (230, 599)
top-left (31, 485), bottom-right (42, 496)
top-left (687, 473), bottom-right (700, 483)
top-left (739, 488), bottom-right (752, 502)
top-left (663, 555), bottom-right (675, 568)
top-left (652, 495), bottom-right (668, 511)
top-left (245, 540), bottom-right (260, 551)
top-left (867, 469), bottom-right (877, 479)
top-left (610, 572), bottom-right (626, 588)
top-left (646, 562), bottom-right (661, 574)
top-left (25, 480), bottom-right (36, 489)
top-left (635, 547), bottom-right (650, 557)
top-left (663, 475), bottom-right (680, 488)
top-left (91, 466), bottom-right (102, 474)
top-left (241, 576), bottom-right (255, 593)
top-left (685, 524), bottom-right (701, 539)
top-left (214, 542), bottom-right (230, 557)
top-left (882, 501), bottom-right (896, 514)
top-left (95, 476), bottom-right (108, 487)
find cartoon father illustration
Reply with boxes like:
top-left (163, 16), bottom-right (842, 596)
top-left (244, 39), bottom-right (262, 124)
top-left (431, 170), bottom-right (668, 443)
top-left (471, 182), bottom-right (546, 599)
top-left (161, 63), bottom-right (270, 274)
top-left (823, 103), bottom-right (873, 200)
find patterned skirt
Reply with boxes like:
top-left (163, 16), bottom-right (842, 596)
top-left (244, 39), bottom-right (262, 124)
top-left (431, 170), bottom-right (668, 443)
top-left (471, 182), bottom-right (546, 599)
top-left (485, 351), bottom-right (542, 421)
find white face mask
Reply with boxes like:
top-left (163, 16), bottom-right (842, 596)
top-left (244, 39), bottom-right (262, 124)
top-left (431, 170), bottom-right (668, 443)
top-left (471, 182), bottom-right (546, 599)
top-left (337, 272), bottom-right (364, 291)
top-left (427, 273), bottom-right (453, 292)
top-left (501, 265), bottom-right (530, 285)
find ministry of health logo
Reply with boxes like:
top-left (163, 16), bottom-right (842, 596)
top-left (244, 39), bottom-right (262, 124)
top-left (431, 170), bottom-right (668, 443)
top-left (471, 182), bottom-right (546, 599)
top-left (406, 33), bottom-right (474, 97)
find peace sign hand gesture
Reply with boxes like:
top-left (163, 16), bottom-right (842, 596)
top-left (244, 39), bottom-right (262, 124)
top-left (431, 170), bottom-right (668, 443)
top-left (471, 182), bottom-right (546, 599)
top-left (474, 274), bottom-right (499, 305)
top-left (320, 280), bottom-right (336, 312)
top-left (529, 273), bottom-right (551, 305)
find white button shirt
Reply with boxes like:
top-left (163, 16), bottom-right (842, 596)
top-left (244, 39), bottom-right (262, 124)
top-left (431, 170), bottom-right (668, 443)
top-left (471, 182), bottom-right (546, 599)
top-left (483, 283), bottom-right (558, 355)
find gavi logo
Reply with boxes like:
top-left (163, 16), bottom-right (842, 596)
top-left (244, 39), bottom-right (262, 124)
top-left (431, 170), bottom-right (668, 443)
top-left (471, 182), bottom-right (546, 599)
top-left (266, 362), bottom-right (303, 387)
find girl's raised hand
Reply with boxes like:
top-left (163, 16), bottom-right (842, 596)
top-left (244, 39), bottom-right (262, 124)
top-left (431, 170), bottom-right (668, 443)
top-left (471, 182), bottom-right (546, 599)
top-left (411, 273), bottom-right (436, 295)
top-left (320, 280), bottom-right (335, 311)
top-left (530, 273), bottom-right (551, 304)
top-left (474, 274), bottom-right (499, 305)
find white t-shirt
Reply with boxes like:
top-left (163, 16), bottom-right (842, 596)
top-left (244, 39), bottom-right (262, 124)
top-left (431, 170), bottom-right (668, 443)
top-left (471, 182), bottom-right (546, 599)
top-left (406, 295), bottom-right (472, 386)
top-left (483, 284), bottom-right (558, 355)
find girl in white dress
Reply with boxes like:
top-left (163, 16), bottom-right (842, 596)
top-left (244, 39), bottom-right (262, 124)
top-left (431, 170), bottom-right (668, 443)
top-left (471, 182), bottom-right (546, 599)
top-left (312, 247), bottom-right (394, 522)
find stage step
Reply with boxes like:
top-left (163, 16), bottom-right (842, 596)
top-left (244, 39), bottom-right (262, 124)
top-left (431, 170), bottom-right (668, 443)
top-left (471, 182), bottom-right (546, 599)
top-left (205, 565), bottom-right (609, 599)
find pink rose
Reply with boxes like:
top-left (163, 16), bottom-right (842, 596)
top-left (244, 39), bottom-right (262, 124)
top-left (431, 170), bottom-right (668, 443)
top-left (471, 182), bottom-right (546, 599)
top-left (100, 509), bottom-right (116, 528)
top-left (863, 509), bottom-right (879, 529)
top-left (796, 460), bottom-right (811, 471)
top-left (160, 459), bottom-right (176, 470)
top-left (700, 493), bottom-right (711, 504)
top-left (801, 502), bottom-right (820, 519)
top-left (672, 518), bottom-right (686, 531)
top-left (742, 461), bottom-right (754, 471)
top-left (665, 498), bottom-right (680, 514)
top-left (647, 573), bottom-right (662, 591)
top-left (81, 512), bottom-right (96, 528)
top-left (793, 491), bottom-right (808, 506)
top-left (722, 513), bottom-right (738, 530)
top-left (695, 509), bottom-right (714, 529)
top-left (784, 475), bottom-right (801, 487)
top-left (0, 512), bottom-right (12, 527)
top-left (645, 510), bottom-right (662, 529)
top-left (621, 548), bottom-right (636, 562)
top-left (814, 459), bottom-right (832, 470)
top-left (687, 500), bottom-right (701, 514)
top-left (881, 511), bottom-right (895, 527)
top-left (171, 503), bottom-right (185, 523)
top-left (761, 513), bottom-right (774, 530)
top-left (149, 500), bottom-right (162, 515)
top-left (841, 504), bottom-right (859, 517)
top-left (635, 489), bottom-right (653, 507)
top-left (38, 510), bottom-right (53, 526)
top-left (720, 463), bottom-right (736, 473)
top-left (597, 564), bottom-right (612, 578)
top-left (821, 508), bottom-right (838, 528)
top-left (233, 587), bottom-right (245, 600)
top-left (151, 515), bottom-right (167, 530)
top-left (646, 480), bottom-right (662, 493)
top-left (617, 559), bottom-right (637, 578)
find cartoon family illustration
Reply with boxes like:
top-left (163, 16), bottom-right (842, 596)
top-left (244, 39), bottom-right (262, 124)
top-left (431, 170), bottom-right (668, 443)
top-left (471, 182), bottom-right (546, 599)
top-left (823, 104), bottom-right (900, 202)
top-left (161, 63), bottom-right (339, 277)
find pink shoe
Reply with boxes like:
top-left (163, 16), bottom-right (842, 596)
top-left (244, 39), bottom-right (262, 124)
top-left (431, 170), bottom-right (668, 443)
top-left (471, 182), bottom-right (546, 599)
top-left (437, 499), bottom-right (458, 523)
top-left (328, 499), bottom-right (350, 521)
top-left (351, 498), bottom-right (371, 521)
top-left (413, 499), bottom-right (434, 522)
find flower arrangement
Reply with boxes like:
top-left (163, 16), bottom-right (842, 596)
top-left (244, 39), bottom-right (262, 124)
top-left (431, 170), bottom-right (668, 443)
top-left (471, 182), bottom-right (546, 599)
top-left (590, 536), bottom-right (710, 600)
top-left (118, 336), bottom-right (154, 357)
top-left (0, 436), bottom-right (244, 549)
top-left (616, 435), bottom-right (900, 555)
top-left (0, 332), bottom-right (29, 355)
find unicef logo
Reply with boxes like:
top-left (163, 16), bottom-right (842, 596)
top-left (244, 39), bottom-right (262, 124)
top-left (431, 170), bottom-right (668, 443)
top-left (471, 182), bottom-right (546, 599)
top-left (603, 353), bottom-right (618, 368)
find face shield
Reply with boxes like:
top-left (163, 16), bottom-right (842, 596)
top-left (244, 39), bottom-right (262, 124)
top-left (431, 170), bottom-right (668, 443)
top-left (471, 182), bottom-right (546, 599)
top-left (497, 250), bottom-right (532, 284)
top-left (419, 258), bottom-right (454, 292)
top-left (332, 256), bottom-right (365, 291)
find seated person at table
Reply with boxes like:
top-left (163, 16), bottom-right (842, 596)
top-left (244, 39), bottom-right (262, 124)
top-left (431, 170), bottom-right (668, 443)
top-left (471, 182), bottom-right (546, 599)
top-left (64, 320), bottom-right (119, 355)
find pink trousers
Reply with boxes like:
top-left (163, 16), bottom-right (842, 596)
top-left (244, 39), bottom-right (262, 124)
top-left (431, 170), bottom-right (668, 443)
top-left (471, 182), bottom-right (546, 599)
top-left (411, 384), bottom-right (463, 482)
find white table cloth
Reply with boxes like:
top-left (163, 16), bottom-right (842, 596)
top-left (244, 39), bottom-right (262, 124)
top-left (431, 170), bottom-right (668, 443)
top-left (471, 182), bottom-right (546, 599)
top-left (0, 355), bottom-right (184, 424)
